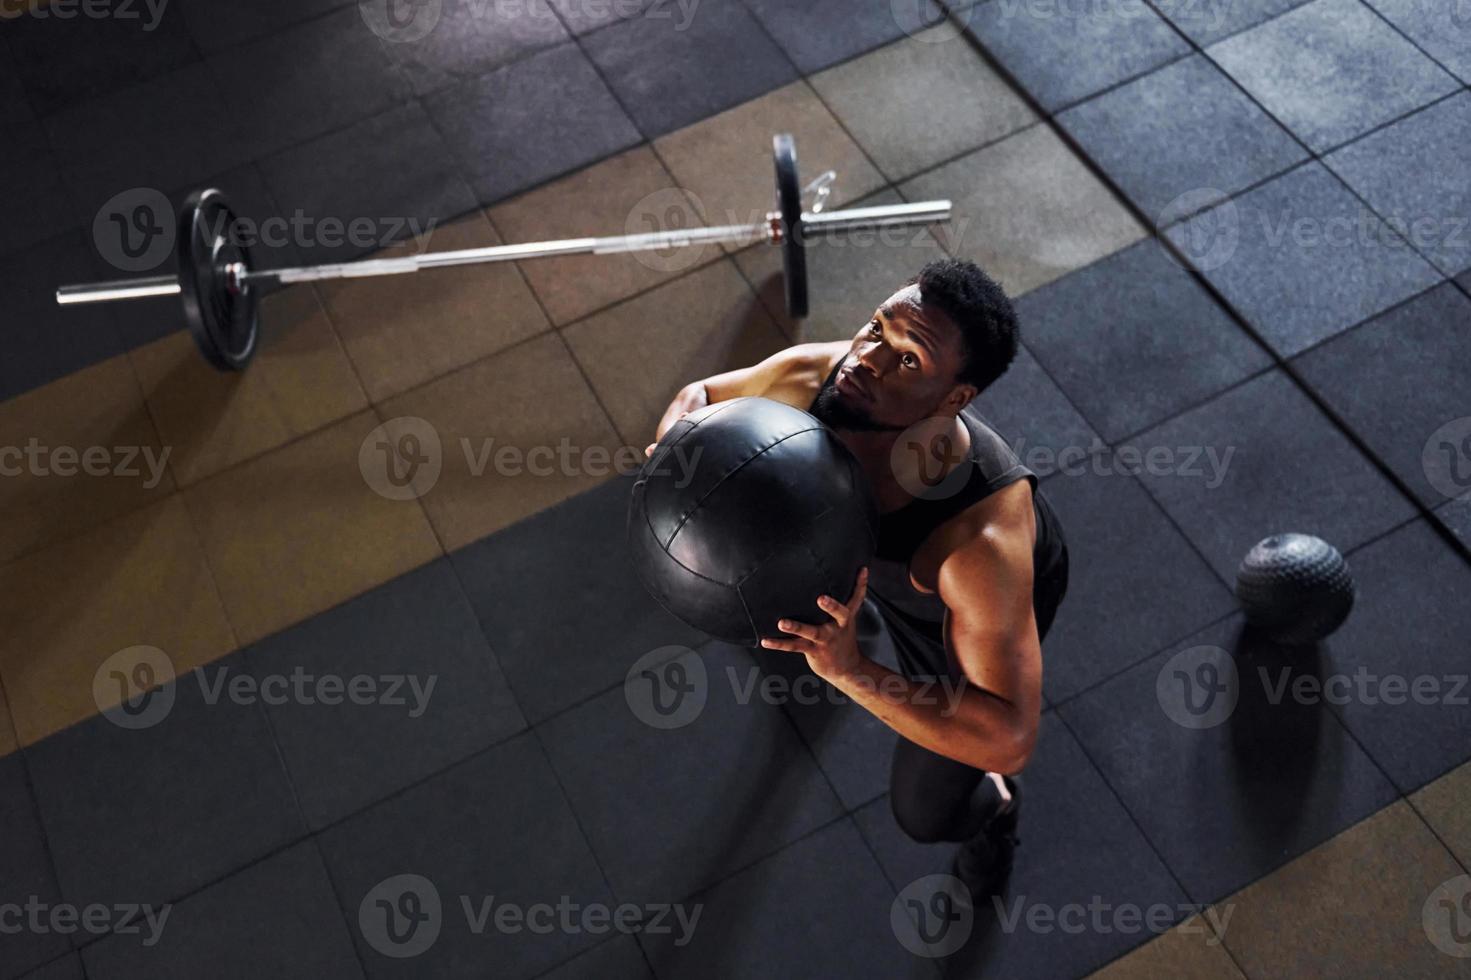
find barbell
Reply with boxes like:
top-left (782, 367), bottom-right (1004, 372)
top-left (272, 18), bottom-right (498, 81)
top-left (55, 135), bottom-right (952, 372)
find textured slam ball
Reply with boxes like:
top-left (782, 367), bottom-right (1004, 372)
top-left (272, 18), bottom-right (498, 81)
top-left (1236, 533), bottom-right (1356, 644)
top-left (628, 398), bottom-right (879, 646)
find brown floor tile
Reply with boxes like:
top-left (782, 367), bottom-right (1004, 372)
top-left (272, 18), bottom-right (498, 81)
top-left (653, 81), bottom-right (886, 245)
top-left (562, 260), bottom-right (789, 445)
top-left (810, 26), bottom-right (1037, 183)
top-left (0, 495), bottom-right (235, 745)
top-left (379, 333), bottom-right (625, 551)
top-left (1088, 914), bottom-right (1245, 980)
top-left (130, 285), bottom-right (369, 486)
top-left (732, 187), bottom-right (949, 343)
top-left (1412, 761), bottom-right (1471, 869)
top-left (488, 145), bottom-right (718, 326)
top-left (0, 356), bottom-right (173, 564)
top-left (1220, 801), bottom-right (1471, 979)
top-left (900, 123), bottom-right (1147, 297)
top-left (318, 212), bottom-right (551, 404)
top-left (183, 411), bottom-right (442, 645)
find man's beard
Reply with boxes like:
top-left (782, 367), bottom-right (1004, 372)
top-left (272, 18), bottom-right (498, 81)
top-left (809, 378), bottom-right (906, 433)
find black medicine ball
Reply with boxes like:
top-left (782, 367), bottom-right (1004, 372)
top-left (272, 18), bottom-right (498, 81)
top-left (628, 398), bottom-right (879, 646)
top-left (1236, 533), bottom-right (1356, 644)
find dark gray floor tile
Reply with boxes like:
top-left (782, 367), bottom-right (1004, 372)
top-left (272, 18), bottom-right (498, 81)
top-left (1019, 239), bottom-right (1273, 442)
top-left (244, 559), bottom-right (526, 831)
top-left (1317, 519), bottom-right (1471, 792)
top-left (1058, 55), bottom-right (1308, 222)
top-left (539, 641), bottom-right (843, 907)
top-left (379, 0), bottom-right (570, 96)
top-left (1442, 498), bottom-right (1471, 547)
top-left (853, 715), bottom-right (1190, 978)
top-left (1295, 282), bottom-right (1471, 510)
top-left (1152, 0), bottom-right (1312, 45)
top-left (1325, 91), bottom-right (1471, 277)
top-left (318, 733), bottom-right (613, 979)
top-left (1059, 616), bottom-right (1401, 903)
top-left (581, 1), bottom-right (798, 138)
top-left (450, 477), bottom-right (706, 723)
top-left (972, 345), bottom-right (1102, 481)
top-left (179, 0), bottom-right (351, 53)
top-left (1207, 0), bottom-right (1459, 153)
top-left (1165, 163), bottom-right (1442, 356)
top-left (743, 0), bottom-right (944, 73)
top-left (539, 936), bottom-right (649, 980)
top-left (208, 7), bottom-right (412, 162)
top-left (0, 756), bottom-right (70, 979)
top-left (639, 819), bottom-right (932, 979)
top-left (1033, 467), bottom-right (1236, 703)
top-left (1, 231), bottom-right (124, 402)
top-left (0, 40), bottom-right (34, 126)
top-left (1126, 369), bottom-right (1417, 584)
top-left (1365, 0), bottom-right (1471, 83)
top-left (4, 2), bottom-right (197, 115)
top-left (966, 0), bottom-right (1190, 111)
top-left (15, 956), bottom-right (82, 980)
top-left (81, 843), bottom-right (364, 980)
top-left (259, 101), bottom-right (478, 265)
top-left (424, 43), bottom-right (641, 205)
top-left (546, 0), bottom-right (656, 34)
top-left (0, 121), bottom-right (77, 257)
top-left (25, 651), bottom-right (305, 911)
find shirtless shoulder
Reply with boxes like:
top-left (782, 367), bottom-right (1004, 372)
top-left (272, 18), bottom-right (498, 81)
top-left (712, 342), bottom-right (846, 410)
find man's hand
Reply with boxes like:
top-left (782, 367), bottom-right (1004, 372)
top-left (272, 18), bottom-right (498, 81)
top-left (760, 568), bottom-right (869, 679)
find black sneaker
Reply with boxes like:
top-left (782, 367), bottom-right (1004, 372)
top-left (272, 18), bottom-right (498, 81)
top-left (950, 774), bottom-right (1020, 904)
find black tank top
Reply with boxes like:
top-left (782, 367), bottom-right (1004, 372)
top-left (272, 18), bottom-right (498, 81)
top-left (811, 367), bottom-right (1066, 680)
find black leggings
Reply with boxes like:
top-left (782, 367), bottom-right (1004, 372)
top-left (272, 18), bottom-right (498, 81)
top-left (887, 548), bottom-right (1069, 844)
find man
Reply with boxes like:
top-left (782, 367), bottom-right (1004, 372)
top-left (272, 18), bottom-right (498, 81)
top-left (647, 258), bottom-right (1069, 897)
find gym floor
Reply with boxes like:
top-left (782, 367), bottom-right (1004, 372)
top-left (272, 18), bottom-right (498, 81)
top-left (2, 0), bottom-right (1470, 977)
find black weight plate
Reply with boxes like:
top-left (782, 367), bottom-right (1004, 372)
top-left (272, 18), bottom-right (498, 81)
top-left (773, 134), bottom-right (808, 319)
top-left (178, 188), bottom-right (259, 371)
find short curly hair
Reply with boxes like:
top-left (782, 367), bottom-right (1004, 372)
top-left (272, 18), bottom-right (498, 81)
top-left (907, 259), bottom-right (1019, 395)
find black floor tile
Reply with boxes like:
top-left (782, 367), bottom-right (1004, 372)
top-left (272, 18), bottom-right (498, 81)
top-left (638, 819), bottom-right (931, 979)
top-left (317, 733), bottom-right (614, 979)
top-left (1018, 239), bottom-right (1273, 443)
top-left (81, 842), bottom-right (364, 980)
top-left (25, 651), bottom-right (306, 912)
top-left (581, 1), bottom-right (798, 138)
top-left (208, 7), bottom-right (412, 162)
top-left (1, 231), bottom-right (124, 402)
top-left (965, 0), bottom-right (1189, 112)
top-left (423, 43), bottom-right (641, 205)
top-left (1032, 468), bottom-right (1236, 703)
top-left (1207, 0), bottom-right (1458, 154)
top-left (539, 936), bottom-right (649, 980)
top-left (972, 345), bottom-right (1102, 481)
top-left (0, 121), bottom-right (78, 258)
top-left (5, 3), bottom-right (198, 116)
top-left (15, 956), bottom-right (82, 980)
top-left (743, 0), bottom-right (944, 74)
top-left (0, 756), bottom-right (70, 980)
top-left (853, 714), bottom-right (1190, 978)
top-left (179, 0), bottom-right (351, 53)
top-left (0, 40), bottom-right (34, 126)
top-left (1295, 282), bottom-right (1471, 510)
top-left (259, 101), bottom-right (478, 265)
top-left (450, 477), bottom-right (706, 724)
top-left (1314, 519), bottom-right (1471, 793)
top-left (1325, 91), bottom-right (1471, 278)
top-left (1058, 55), bottom-right (1307, 223)
top-left (1365, 0), bottom-right (1471, 83)
top-left (539, 641), bottom-right (844, 907)
top-left (380, 0), bottom-right (571, 97)
top-left (1124, 368), bottom-right (1419, 584)
top-left (1059, 616), bottom-right (1400, 903)
top-left (1153, 0), bottom-right (1312, 46)
top-left (1164, 163), bottom-right (1442, 356)
top-left (243, 559), bottom-right (526, 831)
top-left (1442, 498), bottom-right (1471, 548)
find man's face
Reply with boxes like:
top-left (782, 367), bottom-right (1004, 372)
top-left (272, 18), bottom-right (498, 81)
top-left (811, 284), bottom-right (972, 432)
